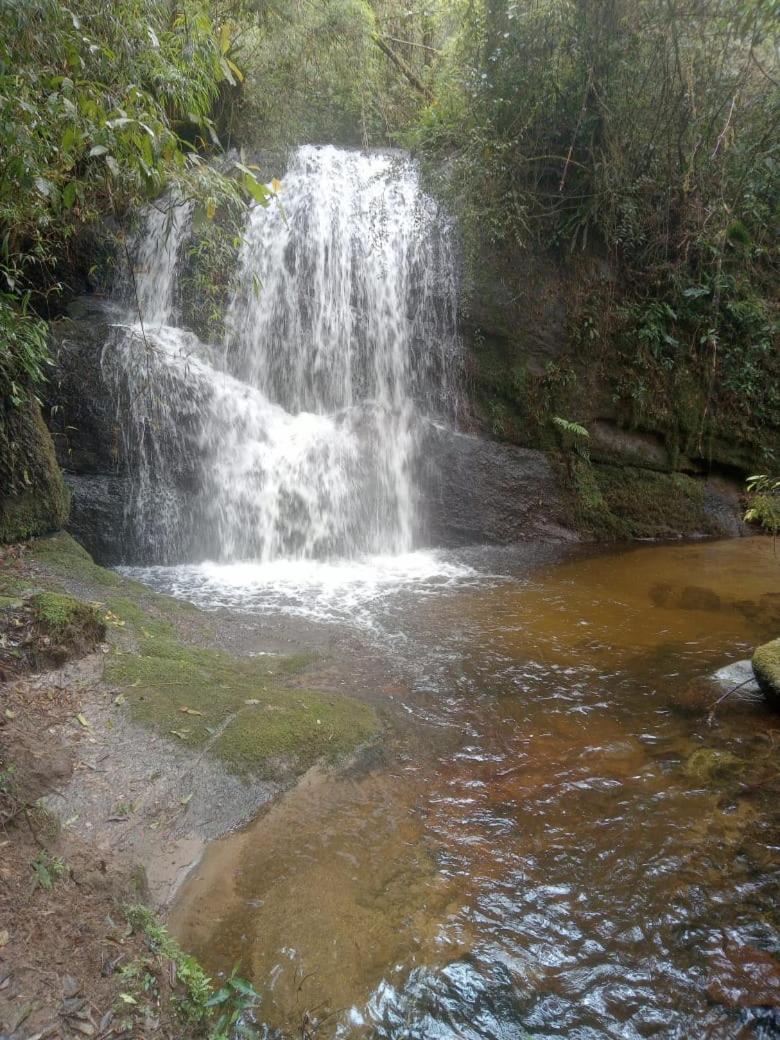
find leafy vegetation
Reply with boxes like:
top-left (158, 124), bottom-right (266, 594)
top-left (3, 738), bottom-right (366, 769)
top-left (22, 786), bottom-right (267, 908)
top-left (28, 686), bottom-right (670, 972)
top-left (401, 0), bottom-right (779, 469)
top-left (745, 473), bottom-right (780, 533)
top-left (0, 0), bottom-right (275, 412)
top-left (122, 904), bottom-right (261, 1038)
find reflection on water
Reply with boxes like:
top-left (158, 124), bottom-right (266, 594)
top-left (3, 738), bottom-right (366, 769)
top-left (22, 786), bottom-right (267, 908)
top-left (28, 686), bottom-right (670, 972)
top-left (168, 538), bottom-right (780, 1038)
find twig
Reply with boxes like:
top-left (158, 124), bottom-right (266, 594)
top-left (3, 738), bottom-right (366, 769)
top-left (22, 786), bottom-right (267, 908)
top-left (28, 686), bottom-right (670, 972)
top-left (707, 675), bottom-right (755, 726)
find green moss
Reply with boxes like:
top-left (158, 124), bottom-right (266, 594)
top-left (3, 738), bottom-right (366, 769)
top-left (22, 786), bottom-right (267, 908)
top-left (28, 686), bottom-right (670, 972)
top-left (14, 533), bottom-right (378, 775)
top-left (752, 637), bottom-right (780, 711)
top-left (0, 572), bottom-right (27, 597)
top-left (105, 603), bottom-right (378, 779)
top-left (569, 459), bottom-right (713, 539)
top-left (0, 398), bottom-right (70, 543)
top-left (30, 591), bottom-right (105, 644)
top-left (27, 532), bottom-right (122, 587)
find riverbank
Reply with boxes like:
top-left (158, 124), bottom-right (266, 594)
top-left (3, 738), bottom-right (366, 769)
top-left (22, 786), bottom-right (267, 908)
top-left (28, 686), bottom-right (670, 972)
top-left (0, 534), bottom-right (383, 1038)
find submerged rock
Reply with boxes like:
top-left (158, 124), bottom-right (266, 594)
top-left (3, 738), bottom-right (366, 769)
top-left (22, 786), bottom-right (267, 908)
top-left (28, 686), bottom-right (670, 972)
top-left (752, 636), bottom-right (780, 711)
top-left (683, 747), bottom-right (743, 782)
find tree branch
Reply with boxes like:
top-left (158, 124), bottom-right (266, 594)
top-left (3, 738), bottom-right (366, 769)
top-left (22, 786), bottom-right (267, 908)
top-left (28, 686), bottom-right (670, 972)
top-left (373, 35), bottom-right (433, 100)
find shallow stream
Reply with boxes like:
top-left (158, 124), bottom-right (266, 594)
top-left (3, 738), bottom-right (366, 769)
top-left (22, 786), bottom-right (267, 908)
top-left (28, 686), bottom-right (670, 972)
top-left (136, 536), bottom-right (780, 1038)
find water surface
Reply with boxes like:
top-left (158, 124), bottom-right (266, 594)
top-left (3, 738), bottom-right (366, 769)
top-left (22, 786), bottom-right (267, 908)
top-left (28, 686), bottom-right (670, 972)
top-left (164, 537), bottom-right (780, 1038)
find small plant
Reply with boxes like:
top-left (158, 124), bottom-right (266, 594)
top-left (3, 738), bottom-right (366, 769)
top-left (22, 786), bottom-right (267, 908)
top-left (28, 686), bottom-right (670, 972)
top-left (553, 416), bottom-right (590, 460)
top-left (205, 964), bottom-right (261, 1039)
top-left (31, 851), bottom-right (67, 891)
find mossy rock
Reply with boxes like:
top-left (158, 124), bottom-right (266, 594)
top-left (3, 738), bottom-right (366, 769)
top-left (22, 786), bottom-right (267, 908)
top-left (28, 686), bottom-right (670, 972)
top-left (105, 600), bottom-right (379, 780)
top-left (752, 637), bottom-right (780, 711)
top-left (683, 747), bottom-right (743, 783)
top-left (26, 532), bottom-right (122, 588)
top-left (0, 397), bottom-right (70, 543)
top-left (30, 592), bottom-right (105, 646)
top-left (0, 591), bottom-right (106, 678)
top-left (569, 459), bottom-right (715, 539)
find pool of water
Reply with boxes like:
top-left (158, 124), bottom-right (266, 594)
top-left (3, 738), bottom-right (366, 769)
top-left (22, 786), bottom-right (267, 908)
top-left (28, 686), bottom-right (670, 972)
top-left (158, 537), bottom-right (780, 1038)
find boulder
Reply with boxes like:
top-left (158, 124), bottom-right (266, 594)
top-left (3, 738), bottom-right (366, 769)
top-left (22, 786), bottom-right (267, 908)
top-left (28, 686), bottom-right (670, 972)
top-left (752, 637), bottom-right (780, 711)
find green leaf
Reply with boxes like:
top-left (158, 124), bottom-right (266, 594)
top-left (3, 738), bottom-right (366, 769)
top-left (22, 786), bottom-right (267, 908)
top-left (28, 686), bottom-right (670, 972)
top-left (204, 987), bottom-right (231, 1007)
top-left (62, 181), bottom-right (77, 210)
top-left (243, 173), bottom-right (271, 206)
top-left (61, 126), bottom-right (79, 152)
top-left (229, 977), bottom-right (259, 998)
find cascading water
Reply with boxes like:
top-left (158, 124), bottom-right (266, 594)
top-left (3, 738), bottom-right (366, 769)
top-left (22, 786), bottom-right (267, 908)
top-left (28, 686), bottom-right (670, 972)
top-left (104, 146), bottom-right (460, 567)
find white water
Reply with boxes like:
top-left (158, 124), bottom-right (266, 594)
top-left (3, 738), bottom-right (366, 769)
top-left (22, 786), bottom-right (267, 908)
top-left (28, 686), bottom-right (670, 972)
top-left (104, 146), bottom-right (462, 580)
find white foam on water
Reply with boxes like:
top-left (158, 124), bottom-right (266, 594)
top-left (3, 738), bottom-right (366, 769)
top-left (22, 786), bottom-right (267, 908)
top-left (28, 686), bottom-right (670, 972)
top-left (121, 550), bottom-right (480, 628)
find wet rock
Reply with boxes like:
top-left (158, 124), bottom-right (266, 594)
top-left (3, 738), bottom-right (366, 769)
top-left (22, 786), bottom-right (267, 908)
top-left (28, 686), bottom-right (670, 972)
top-left (589, 421), bottom-right (672, 471)
top-left (62, 473), bottom-right (130, 565)
top-left (416, 421), bottom-right (576, 546)
top-left (703, 475), bottom-right (750, 538)
top-left (752, 636), bottom-right (780, 711)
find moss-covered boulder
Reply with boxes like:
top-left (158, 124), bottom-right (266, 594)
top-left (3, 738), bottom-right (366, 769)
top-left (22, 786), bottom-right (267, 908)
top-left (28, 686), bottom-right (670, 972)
top-left (0, 591), bottom-right (105, 679)
top-left (0, 396), bottom-right (69, 543)
top-left (752, 637), bottom-right (780, 711)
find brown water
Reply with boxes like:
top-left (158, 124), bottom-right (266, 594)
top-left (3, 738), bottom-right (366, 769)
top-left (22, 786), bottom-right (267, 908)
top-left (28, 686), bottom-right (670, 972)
top-left (170, 538), bottom-right (780, 1038)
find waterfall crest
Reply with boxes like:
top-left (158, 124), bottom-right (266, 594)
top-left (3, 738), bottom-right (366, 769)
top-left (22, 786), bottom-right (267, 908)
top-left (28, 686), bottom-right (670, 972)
top-left (103, 145), bottom-right (460, 563)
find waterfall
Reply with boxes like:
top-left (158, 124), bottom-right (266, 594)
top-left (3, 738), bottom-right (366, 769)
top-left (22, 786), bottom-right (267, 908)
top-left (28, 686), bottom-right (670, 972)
top-left (103, 145), bottom-right (460, 564)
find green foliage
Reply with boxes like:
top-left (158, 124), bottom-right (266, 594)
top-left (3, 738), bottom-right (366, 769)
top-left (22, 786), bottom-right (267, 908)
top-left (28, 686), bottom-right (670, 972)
top-left (231, 0), bottom-right (380, 147)
top-left (0, 0), bottom-right (275, 406)
top-left (31, 850), bottom-right (67, 891)
top-left (123, 904), bottom-right (260, 1037)
top-left (179, 182), bottom-right (248, 340)
top-left (204, 965), bottom-right (261, 1040)
top-left (553, 417), bottom-right (589, 439)
top-left (408, 0), bottom-right (779, 465)
top-left (0, 293), bottom-right (49, 407)
top-left (745, 474), bottom-right (780, 533)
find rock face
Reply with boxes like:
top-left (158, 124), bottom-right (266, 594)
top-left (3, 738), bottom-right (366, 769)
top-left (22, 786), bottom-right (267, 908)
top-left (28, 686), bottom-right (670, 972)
top-left (0, 395), bottom-right (70, 544)
top-left (417, 421), bottom-right (577, 546)
top-left (47, 307), bottom-right (132, 562)
top-left (752, 637), bottom-right (780, 711)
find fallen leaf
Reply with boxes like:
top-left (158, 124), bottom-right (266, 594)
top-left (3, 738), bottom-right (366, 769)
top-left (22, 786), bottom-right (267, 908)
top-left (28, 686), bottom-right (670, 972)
top-left (180, 706), bottom-right (204, 716)
top-left (244, 699), bottom-right (260, 705)
top-left (170, 729), bottom-right (189, 739)
top-left (114, 693), bottom-right (126, 706)
top-left (180, 792), bottom-right (192, 806)
top-left (4, 709), bottom-right (16, 720)
top-left (0, 928), bottom-right (9, 947)
top-left (75, 713), bottom-right (91, 728)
